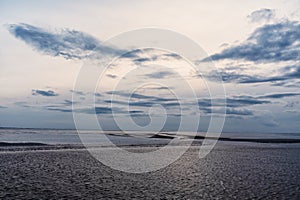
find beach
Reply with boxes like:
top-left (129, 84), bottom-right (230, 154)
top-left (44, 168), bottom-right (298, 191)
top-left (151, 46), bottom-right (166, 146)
top-left (0, 141), bottom-right (299, 199)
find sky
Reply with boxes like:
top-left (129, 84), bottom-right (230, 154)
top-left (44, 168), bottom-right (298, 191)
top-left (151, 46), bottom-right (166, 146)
top-left (0, 0), bottom-right (299, 133)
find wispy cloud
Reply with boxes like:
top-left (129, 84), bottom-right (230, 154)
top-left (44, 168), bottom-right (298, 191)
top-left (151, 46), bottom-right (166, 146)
top-left (202, 107), bottom-right (254, 116)
top-left (247, 8), bottom-right (275, 23)
top-left (32, 89), bottom-right (58, 97)
top-left (258, 92), bottom-right (300, 99)
top-left (144, 71), bottom-right (175, 79)
top-left (47, 106), bottom-right (144, 115)
top-left (198, 97), bottom-right (270, 109)
top-left (106, 91), bottom-right (177, 102)
top-left (206, 65), bottom-right (300, 84)
top-left (70, 90), bottom-right (86, 96)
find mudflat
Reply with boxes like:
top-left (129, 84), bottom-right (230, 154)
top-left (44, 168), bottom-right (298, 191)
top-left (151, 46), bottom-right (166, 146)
top-left (0, 142), bottom-right (299, 199)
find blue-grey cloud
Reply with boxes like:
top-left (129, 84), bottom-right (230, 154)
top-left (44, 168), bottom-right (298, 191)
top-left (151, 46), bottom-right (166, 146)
top-left (104, 99), bottom-right (180, 108)
top-left (0, 106), bottom-right (7, 109)
top-left (207, 65), bottom-right (300, 84)
top-left (7, 24), bottom-right (187, 66)
top-left (258, 93), bottom-right (300, 99)
top-left (32, 89), bottom-right (58, 97)
top-left (198, 97), bottom-right (270, 108)
top-left (106, 74), bottom-right (118, 79)
top-left (6, 23), bottom-right (122, 60)
top-left (14, 101), bottom-right (31, 108)
top-left (133, 58), bottom-right (152, 63)
top-left (202, 107), bottom-right (253, 116)
top-left (62, 100), bottom-right (78, 106)
top-left (47, 107), bottom-right (72, 113)
top-left (247, 8), bottom-right (275, 23)
top-left (47, 106), bottom-right (145, 115)
top-left (197, 95), bottom-right (270, 116)
top-left (203, 21), bottom-right (300, 63)
top-left (70, 90), bottom-right (85, 96)
top-left (145, 71), bottom-right (175, 79)
top-left (106, 91), bottom-right (177, 102)
top-left (94, 92), bottom-right (102, 97)
top-left (129, 101), bottom-right (179, 108)
top-left (163, 53), bottom-right (182, 60)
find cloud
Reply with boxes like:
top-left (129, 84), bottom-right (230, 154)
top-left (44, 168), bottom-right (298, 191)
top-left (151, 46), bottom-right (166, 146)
top-left (202, 21), bottom-right (300, 63)
top-left (258, 93), bottom-right (300, 99)
top-left (70, 90), bottom-right (85, 95)
top-left (0, 106), bottom-right (7, 109)
top-left (145, 71), bottom-right (175, 79)
top-left (6, 23), bottom-right (190, 66)
top-left (106, 91), bottom-right (177, 102)
top-left (14, 101), bottom-right (31, 108)
top-left (198, 96), bottom-right (270, 108)
top-left (207, 65), bottom-right (300, 84)
top-left (106, 74), bottom-right (118, 79)
top-left (253, 112), bottom-right (279, 127)
top-left (145, 86), bottom-right (170, 90)
top-left (47, 107), bottom-right (72, 113)
top-left (105, 98), bottom-right (179, 108)
top-left (162, 53), bottom-right (182, 60)
top-left (226, 108), bottom-right (253, 115)
top-left (129, 101), bottom-right (179, 108)
top-left (6, 23), bottom-right (122, 60)
top-left (226, 97), bottom-right (270, 107)
top-left (47, 106), bottom-right (145, 115)
top-left (202, 107), bottom-right (254, 116)
top-left (282, 65), bottom-right (300, 79)
top-left (94, 92), bottom-right (102, 97)
top-left (32, 89), bottom-right (58, 97)
top-left (247, 8), bottom-right (275, 23)
top-left (262, 120), bottom-right (279, 127)
top-left (62, 100), bottom-right (78, 106)
top-left (133, 58), bottom-right (152, 64)
top-left (198, 93), bottom-right (300, 110)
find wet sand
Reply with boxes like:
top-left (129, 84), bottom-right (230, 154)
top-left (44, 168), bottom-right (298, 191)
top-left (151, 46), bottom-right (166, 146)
top-left (0, 142), bottom-right (299, 199)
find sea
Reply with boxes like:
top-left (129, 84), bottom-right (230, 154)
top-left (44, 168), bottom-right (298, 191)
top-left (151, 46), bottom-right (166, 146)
top-left (0, 128), bottom-right (299, 146)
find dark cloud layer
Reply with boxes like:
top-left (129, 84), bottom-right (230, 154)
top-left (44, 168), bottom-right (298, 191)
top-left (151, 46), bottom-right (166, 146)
top-left (203, 21), bottom-right (300, 63)
top-left (32, 89), bottom-right (58, 97)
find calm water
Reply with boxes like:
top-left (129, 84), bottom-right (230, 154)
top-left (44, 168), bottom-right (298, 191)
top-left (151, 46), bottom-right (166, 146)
top-left (0, 128), bottom-right (299, 145)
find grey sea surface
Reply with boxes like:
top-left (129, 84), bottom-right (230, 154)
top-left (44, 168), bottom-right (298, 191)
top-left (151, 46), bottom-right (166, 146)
top-left (0, 128), bottom-right (299, 199)
top-left (1, 128), bottom-right (300, 146)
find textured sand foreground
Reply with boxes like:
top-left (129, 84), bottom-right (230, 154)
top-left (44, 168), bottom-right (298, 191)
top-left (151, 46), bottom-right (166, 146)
top-left (0, 143), bottom-right (299, 199)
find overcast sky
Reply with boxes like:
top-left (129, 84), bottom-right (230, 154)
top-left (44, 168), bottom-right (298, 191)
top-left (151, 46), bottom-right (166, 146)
top-left (0, 0), bottom-right (299, 133)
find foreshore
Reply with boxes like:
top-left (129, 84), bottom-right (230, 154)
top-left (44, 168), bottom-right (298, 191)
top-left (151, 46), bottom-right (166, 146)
top-left (0, 142), bottom-right (299, 199)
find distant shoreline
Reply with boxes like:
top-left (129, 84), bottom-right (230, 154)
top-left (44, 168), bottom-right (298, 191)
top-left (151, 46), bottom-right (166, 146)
top-left (0, 126), bottom-right (300, 135)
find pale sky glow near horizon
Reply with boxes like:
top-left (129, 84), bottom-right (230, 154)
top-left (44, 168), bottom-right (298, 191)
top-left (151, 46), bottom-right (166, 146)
top-left (0, 0), bottom-right (300, 133)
